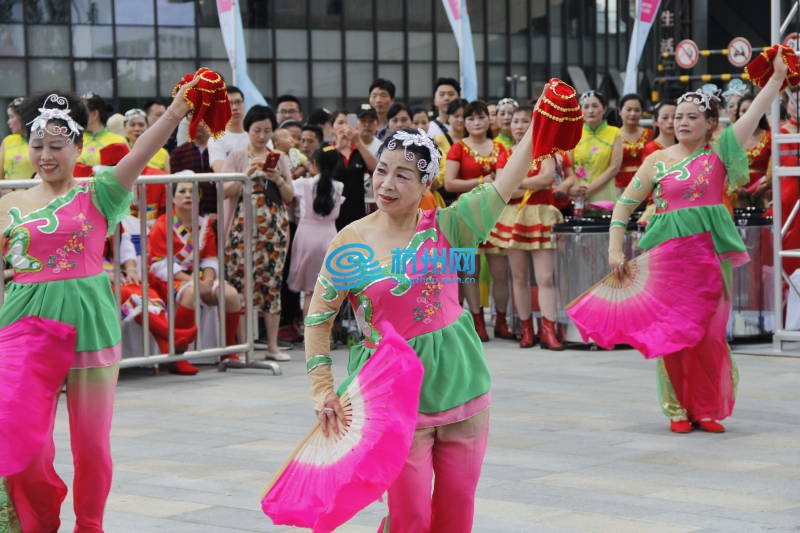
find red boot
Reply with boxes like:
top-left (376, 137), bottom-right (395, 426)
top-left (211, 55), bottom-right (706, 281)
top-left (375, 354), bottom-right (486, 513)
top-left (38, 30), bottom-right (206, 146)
top-left (539, 317), bottom-right (564, 350)
top-left (169, 359), bottom-right (199, 375)
top-left (493, 311), bottom-right (516, 340)
top-left (223, 311), bottom-right (241, 360)
top-left (695, 420), bottom-right (725, 433)
top-left (519, 317), bottom-right (536, 348)
top-left (471, 309), bottom-right (490, 342)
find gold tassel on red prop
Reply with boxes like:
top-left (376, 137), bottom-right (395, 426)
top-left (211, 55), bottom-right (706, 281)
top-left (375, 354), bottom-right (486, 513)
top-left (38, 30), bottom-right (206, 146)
top-left (745, 44), bottom-right (800, 90)
top-left (172, 67), bottom-right (233, 141)
top-left (519, 79), bottom-right (583, 208)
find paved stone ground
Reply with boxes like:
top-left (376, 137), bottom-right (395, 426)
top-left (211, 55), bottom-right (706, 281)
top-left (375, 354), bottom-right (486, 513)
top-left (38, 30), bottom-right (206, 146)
top-left (52, 341), bottom-right (800, 533)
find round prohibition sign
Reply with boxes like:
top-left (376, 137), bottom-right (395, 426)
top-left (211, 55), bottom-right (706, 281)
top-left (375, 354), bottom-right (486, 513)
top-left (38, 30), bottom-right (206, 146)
top-left (727, 37), bottom-right (752, 67)
top-left (675, 39), bottom-right (699, 69)
top-left (784, 32), bottom-right (800, 52)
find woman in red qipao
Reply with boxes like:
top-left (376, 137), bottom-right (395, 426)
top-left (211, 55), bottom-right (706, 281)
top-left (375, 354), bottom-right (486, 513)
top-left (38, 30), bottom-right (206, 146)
top-left (148, 182), bottom-right (242, 374)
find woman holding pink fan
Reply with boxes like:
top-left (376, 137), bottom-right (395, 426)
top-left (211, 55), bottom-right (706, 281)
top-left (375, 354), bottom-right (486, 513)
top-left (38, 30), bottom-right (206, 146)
top-left (572, 50), bottom-right (788, 434)
top-left (0, 77), bottom-right (198, 530)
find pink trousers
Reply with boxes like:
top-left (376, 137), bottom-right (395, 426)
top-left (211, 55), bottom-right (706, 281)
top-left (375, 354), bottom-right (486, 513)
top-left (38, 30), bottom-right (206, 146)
top-left (379, 409), bottom-right (490, 533)
top-left (8, 365), bottom-right (118, 533)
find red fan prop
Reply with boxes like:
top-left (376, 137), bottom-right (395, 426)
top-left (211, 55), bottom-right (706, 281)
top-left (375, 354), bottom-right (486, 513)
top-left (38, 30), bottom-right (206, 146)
top-left (566, 233), bottom-right (723, 359)
top-left (745, 44), bottom-right (800, 90)
top-left (172, 67), bottom-right (232, 141)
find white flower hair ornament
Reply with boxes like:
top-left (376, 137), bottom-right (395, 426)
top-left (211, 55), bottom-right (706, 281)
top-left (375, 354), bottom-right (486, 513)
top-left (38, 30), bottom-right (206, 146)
top-left (26, 94), bottom-right (84, 143)
top-left (677, 89), bottom-right (714, 113)
top-left (722, 79), bottom-right (748, 101)
top-left (384, 128), bottom-right (441, 184)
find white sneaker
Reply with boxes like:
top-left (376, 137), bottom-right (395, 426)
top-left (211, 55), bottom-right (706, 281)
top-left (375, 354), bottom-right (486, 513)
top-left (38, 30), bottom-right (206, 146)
top-left (265, 351), bottom-right (291, 362)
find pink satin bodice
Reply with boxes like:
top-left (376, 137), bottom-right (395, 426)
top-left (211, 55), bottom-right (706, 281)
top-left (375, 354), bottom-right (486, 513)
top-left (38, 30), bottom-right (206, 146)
top-left (653, 147), bottom-right (725, 213)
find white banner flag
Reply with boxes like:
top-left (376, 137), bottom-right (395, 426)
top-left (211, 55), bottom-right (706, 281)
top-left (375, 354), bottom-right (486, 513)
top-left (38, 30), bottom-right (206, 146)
top-left (623, 0), bottom-right (662, 95)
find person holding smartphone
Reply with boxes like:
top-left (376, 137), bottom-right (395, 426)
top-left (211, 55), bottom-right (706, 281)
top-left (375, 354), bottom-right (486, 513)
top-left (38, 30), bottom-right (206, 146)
top-left (329, 110), bottom-right (378, 229)
top-left (222, 105), bottom-right (294, 361)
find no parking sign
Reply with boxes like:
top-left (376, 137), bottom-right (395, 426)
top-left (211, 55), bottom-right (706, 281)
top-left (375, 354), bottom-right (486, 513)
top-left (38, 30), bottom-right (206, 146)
top-left (675, 39), bottom-right (699, 69)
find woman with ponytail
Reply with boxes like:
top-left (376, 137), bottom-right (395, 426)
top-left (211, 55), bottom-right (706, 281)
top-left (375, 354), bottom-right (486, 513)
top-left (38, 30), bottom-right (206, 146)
top-left (287, 146), bottom-right (345, 315)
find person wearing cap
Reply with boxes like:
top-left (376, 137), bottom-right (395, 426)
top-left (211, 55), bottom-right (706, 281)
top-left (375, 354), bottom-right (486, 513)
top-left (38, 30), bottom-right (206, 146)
top-left (428, 77), bottom-right (461, 139)
top-left (1, 97), bottom-right (34, 180)
top-left (78, 92), bottom-right (129, 169)
top-left (357, 104), bottom-right (382, 155)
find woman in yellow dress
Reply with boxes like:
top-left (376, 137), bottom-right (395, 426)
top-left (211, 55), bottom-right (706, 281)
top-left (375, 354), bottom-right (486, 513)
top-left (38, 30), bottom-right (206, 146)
top-left (571, 90), bottom-right (623, 205)
top-left (0, 98), bottom-right (35, 180)
top-left (124, 108), bottom-right (171, 172)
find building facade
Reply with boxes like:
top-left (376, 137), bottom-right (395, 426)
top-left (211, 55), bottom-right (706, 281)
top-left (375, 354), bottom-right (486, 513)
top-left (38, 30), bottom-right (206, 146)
top-left (0, 0), bottom-right (637, 127)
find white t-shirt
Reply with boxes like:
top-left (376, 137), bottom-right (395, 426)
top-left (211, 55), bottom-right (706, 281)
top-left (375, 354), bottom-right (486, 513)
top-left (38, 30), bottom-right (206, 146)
top-left (208, 131), bottom-right (249, 166)
top-left (365, 137), bottom-right (382, 156)
top-left (426, 119), bottom-right (449, 139)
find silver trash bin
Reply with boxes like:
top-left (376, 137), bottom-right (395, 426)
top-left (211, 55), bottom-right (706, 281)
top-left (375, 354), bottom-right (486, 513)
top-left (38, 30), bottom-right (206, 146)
top-left (730, 210), bottom-right (773, 339)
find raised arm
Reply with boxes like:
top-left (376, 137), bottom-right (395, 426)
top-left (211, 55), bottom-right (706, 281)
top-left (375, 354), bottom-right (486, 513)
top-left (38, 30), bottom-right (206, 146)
top-left (115, 76), bottom-right (199, 189)
top-left (519, 157), bottom-right (556, 190)
top-left (608, 155), bottom-right (657, 278)
top-left (734, 48), bottom-right (788, 145)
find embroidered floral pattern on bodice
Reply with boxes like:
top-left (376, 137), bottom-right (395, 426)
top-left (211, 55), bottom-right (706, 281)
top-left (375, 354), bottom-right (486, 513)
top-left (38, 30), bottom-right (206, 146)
top-left (413, 279), bottom-right (444, 323)
top-left (45, 213), bottom-right (94, 273)
top-left (682, 155), bottom-right (713, 201)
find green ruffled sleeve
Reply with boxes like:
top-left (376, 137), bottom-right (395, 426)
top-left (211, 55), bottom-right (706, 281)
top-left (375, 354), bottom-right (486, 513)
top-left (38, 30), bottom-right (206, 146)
top-left (91, 166), bottom-right (132, 236)
top-left (436, 183), bottom-right (506, 248)
top-left (712, 126), bottom-right (750, 192)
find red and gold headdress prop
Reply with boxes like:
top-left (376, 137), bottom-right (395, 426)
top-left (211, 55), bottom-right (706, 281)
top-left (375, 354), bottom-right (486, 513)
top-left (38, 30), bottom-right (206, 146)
top-left (172, 67), bottom-right (232, 141)
top-left (745, 44), bottom-right (800, 90)
top-left (518, 78), bottom-right (583, 208)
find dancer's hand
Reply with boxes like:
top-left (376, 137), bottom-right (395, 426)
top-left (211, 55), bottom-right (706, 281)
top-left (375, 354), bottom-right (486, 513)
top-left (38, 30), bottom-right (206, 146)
top-left (773, 46), bottom-right (788, 83)
top-left (609, 249), bottom-right (628, 281)
top-left (168, 75), bottom-right (201, 118)
top-left (318, 392), bottom-right (347, 438)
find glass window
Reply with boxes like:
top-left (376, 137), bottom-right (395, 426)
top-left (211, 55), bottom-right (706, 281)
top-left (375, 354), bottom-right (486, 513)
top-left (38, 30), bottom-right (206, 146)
top-left (74, 60), bottom-right (113, 99)
top-left (249, 62), bottom-right (273, 98)
top-left (241, 0), bottom-right (269, 28)
top-left (71, 0), bottom-right (112, 24)
top-left (201, 59), bottom-right (233, 87)
top-left (273, 0), bottom-right (307, 28)
top-left (345, 61), bottom-right (373, 98)
top-left (488, 34), bottom-right (507, 62)
top-left (408, 63), bottom-right (432, 99)
top-left (198, 27), bottom-right (228, 58)
top-left (473, 33), bottom-right (485, 62)
top-left (436, 62), bottom-right (459, 81)
top-left (277, 61), bottom-right (308, 98)
top-left (157, 0), bottom-right (195, 26)
top-left (29, 59), bottom-right (71, 93)
top-left (377, 31), bottom-right (403, 61)
top-left (28, 25), bottom-right (70, 57)
top-left (344, 0), bottom-right (373, 30)
top-left (72, 25), bottom-right (114, 58)
top-left (310, 0), bottom-right (341, 29)
top-left (407, 0), bottom-right (433, 31)
top-left (312, 62), bottom-right (341, 98)
top-left (377, 1), bottom-right (402, 30)
top-left (117, 59), bottom-right (156, 97)
top-left (408, 32), bottom-right (433, 61)
top-left (378, 63), bottom-right (404, 97)
top-left (345, 31), bottom-right (373, 60)
top-left (115, 0), bottom-right (153, 25)
top-left (511, 32), bottom-right (527, 63)
top-left (0, 2), bottom-right (22, 22)
top-left (436, 33), bottom-right (458, 61)
top-left (434, 0), bottom-right (450, 32)
top-left (158, 27), bottom-right (196, 59)
top-left (487, 0), bottom-right (506, 33)
top-left (510, 64), bottom-right (528, 100)
top-left (116, 26), bottom-right (156, 57)
top-left (312, 30), bottom-right (341, 60)
top-left (246, 29), bottom-right (272, 59)
top-left (196, 0), bottom-right (219, 27)
top-left (0, 60), bottom-right (25, 96)
top-left (276, 29), bottom-right (308, 59)
top-left (488, 64), bottom-right (506, 99)
top-left (0, 25), bottom-right (24, 56)
top-left (158, 60), bottom-right (196, 97)
top-left (532, 35), bottom-right (547, 63)
top-left (25, 0), bottom-right (69, 23)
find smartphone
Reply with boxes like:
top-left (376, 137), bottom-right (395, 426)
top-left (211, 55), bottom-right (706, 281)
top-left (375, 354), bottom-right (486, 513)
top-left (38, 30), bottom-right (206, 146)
top-left (263, 152), bottom-right (281, 171)
top-left (346, 113), bottom-right (358, 128)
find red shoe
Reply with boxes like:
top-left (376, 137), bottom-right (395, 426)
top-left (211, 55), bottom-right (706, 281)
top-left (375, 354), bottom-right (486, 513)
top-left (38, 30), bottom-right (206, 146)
top-left (278, 325), bottom-right (301, 343)
top-left (169, 359), bottom-right (199, 375)
top-left (539, 317), bottom-right (564, 350)
top-left (670, 419), bottom-right (693, 433)
top-left (471, 309), bottom-right (490, 342)
top-left (695, 420), bottom-right (726, 433)
top-left (222, 354), bottom-right (240, 360)
top-left (519, 317), bottom-right (537, 348)
top-left (493, 312), bottom-right (516, 340)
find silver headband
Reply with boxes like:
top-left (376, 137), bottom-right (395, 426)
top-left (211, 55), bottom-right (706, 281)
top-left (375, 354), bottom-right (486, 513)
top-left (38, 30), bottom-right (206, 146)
top-left (579, 90), bottom-right (601, 105)
top-left (677, 89), bottom-right (715, 112)
top-left (497, 97), bottom-right (519, 110)
top-left (384, 129), bottom-right (440, 184)
top-left (27, 94), bottom-right (84, 143)
top-left (722, 79), bottom-right (747, 101)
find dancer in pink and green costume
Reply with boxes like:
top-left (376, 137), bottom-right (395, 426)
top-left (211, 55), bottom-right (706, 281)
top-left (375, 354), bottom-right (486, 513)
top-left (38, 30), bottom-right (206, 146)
top-left (0, 78), bottom-right (198, 532)
top-left (304, 125), bottom-right (539, 532)
top-left (607, 51), bottom-right (787, 433)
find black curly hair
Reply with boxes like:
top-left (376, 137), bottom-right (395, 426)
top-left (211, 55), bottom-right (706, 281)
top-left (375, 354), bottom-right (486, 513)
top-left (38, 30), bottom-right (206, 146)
top-left (20, 90), bottom-right (88, 145)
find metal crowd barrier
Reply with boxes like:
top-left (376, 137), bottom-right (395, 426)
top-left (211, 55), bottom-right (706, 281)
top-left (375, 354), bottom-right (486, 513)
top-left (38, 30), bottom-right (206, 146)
top-left (0, 173), bottom-right (281, 375)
